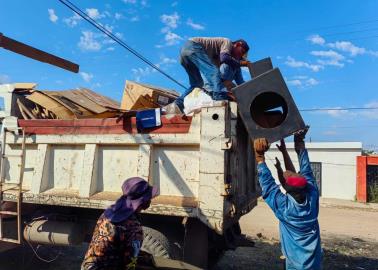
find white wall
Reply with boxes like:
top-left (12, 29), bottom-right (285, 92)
top-left (265, 142), bottom-right (362, 200)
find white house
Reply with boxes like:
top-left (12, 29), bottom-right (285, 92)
top-left (265, 142), bottom-right (362, 200)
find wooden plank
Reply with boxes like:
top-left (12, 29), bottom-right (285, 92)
top-left (14, 83), bottom-right (37, 89)
top-left (0, 33), bottom-right (79, 73)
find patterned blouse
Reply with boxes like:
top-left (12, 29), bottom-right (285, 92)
top-left (81, 213), bottom-right (143, 270)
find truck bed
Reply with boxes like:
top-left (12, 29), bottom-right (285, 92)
top-left (2, 103), bottom-right (259, 233)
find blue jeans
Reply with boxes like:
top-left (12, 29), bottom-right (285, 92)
top-left (175, 40), bottom-right (229, 111)
top-left (219, 63), bottom-right (245, 85)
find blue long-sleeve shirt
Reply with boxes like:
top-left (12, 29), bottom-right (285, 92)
top-left (257, 149), bottom-right (322, 270)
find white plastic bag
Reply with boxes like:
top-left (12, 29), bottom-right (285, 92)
top-left (183, 88), bottom-right (216, 115)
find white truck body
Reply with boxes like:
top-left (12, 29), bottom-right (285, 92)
top-left (0, 83), bottom-right (259, 235)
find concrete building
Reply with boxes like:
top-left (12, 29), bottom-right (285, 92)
top-left (265, 142), bottom-right (362, 200)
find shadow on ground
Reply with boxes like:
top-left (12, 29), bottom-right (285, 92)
top-left (0, 237), bottom-right (377, 269)
top-left (213, 236), bottom-right (378, 270)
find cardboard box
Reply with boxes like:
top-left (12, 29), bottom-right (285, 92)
top-left (120, 81), bottom-right (179, 110)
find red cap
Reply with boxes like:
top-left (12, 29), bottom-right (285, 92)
top-left (286, 176), bottom-right (307, 188)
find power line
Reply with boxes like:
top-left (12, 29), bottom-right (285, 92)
top-left (58, 0), bottom-right (188, 90)
top-left (299, 107), bottom-right (378, 112)
top-left (294, 18), bottom-right (378, 34)
top-left (265, 155), bottom-right (355, 167)
top-left (313, 27), bottom-right (378, 38)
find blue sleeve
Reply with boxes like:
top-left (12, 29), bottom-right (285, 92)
top-left (220, 52), bottom-right (241, 69)
top-left (257, 163), bottom-right (286, 219)
top-left (298, 149), bottom-right (317, 189)
top-left (234, 67), bottom-right (245, 85)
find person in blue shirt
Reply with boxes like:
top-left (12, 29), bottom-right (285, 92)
top-left (253, 128), bottom-right (322, 270)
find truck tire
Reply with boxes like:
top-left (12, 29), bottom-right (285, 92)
top-left (141, 226), bottom-right (180, 259)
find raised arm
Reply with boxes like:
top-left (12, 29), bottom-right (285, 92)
top-left (294, 127), bottom-right (316, 187)
top-left (254, 139), bottom-right (286, 217)
top-left (276, 139), bottom-right (296, 173)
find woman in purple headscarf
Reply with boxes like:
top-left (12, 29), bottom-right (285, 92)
top-left (81, 177), bottom-right (159, 270)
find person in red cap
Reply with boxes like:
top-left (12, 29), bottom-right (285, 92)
top-left (253, 127), bottom-right (322, 270)
top-left (82, 177), bottom-right (159, 270)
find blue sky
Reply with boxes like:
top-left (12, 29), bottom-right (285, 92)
top-left (0, 0), bottom-right (377, 150)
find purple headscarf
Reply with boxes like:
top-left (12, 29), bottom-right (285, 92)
top-left (104, 177), bottom-right (159, 223)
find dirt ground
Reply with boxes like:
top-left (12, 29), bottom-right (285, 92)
top-left (0, 201), bottom-right (377, 270)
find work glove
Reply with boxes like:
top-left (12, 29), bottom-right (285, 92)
top-left (294, 125), bottom-right (309, 154)
top-left (253, 138), bottom-right (270, 163)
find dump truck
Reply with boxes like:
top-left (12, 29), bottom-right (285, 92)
top-left (0, 83), bottom-right (260, 268)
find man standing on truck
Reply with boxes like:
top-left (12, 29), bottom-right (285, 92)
top-left (174, 37), bottom-right (251, 112)
top-left (82, 177), bottom-right (158, 270)
top-left (253, 128), bottom-right (322, 270)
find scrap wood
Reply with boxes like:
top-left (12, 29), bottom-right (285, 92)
top-left (16, 98), bottom-right (36, 119)
top-left (57, 90), bottom-right (109, 114)
top-left (78, 88), bottom-right (120, 110)
top-left (27, 91), bottom-right (75, 119)
top-left (41, 91), bottom-right (95, 118)
top-left (121, 81), bottom-right (179, 110)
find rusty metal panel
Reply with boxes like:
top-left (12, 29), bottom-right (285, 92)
top-left (0, 33), bottom-right (79, 73)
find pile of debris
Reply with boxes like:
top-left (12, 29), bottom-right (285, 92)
top-left (13, 83), bottom-right (121, 120)
top-left (11, 81), bottom-right (179, 121)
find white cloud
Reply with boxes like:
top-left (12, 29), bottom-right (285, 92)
top-left (323, 130), bottom-right (338, 136)
top-left (160, 12), bottom-right (180, 29)
top-left (86, 8), bottom-right (104, 20)
top-left (368, 50), bottom-right (378, 57)
top-left (131, 56), bottom-right (176, 81)
top-left (132, 67), bottom-right (154, 82)
top-left (0, 74), bottom-right (10, 84)
top-left (48, 9), bottom-right (58, 23)
top-left (360, 101), bottom-right (378, 119)
top-left (306, 78), bottom-right (319, 86)
top-left (287, 79), bottom-right (302, 87)
top-left (285, 56), bottom-right (323, 72)
top-left (80, 72), bottom-right (93, 82)
top-left (311, 50), bottom-right (345, 67)
top-left (115, 12), bottom-right (123, 20)
top-left (172, 1), bottom-right (178, 7)
top-left (106, 47), bottom-right (115, 51)
top-left (164, 31), bottom-right (183, 46)
top-left (186, 19), bottom-right (204, 30)
top-left (63, 13), bottom-right (82, 27)
top-left (325, 108), bottom-right (350, 117)
top-left (130, 16), bottom-right (140, 22)
top-left (103, 24), bottom-right (114, 33)
top-left (307, 34), bottom-right (325, 45)
top-left (327, 41), bottom-right (365, 57)
top-left (123, 0), bottom-right (137, 3)
top-left (160, 57), bottom-right (177, 65)
top-left (286, 75), bottom-right (319, 88)
top-left (78, 31), bottom-right (102, 51)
